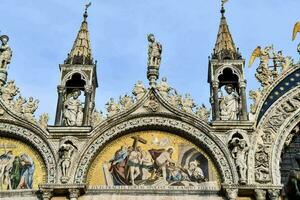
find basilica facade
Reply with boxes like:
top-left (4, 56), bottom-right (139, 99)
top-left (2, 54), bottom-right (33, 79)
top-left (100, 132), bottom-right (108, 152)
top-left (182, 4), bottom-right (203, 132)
top-left (1, 2), bottom-right (300, 200)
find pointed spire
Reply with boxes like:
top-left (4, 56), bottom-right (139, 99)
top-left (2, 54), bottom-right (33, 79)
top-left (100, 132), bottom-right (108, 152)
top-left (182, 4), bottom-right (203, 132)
top-left (212, 2), bottom-right (241, 60)
top-left (65, 3), bottom-right (93, 65)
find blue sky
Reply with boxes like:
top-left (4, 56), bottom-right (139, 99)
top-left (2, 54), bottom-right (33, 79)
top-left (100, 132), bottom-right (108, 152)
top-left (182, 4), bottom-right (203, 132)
top-left (0, 0), bottom-right (299, 123)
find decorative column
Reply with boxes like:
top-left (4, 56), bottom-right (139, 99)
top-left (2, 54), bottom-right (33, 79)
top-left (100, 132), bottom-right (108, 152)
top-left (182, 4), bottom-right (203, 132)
top-left (255, 189), bottom-right (266, 200)
top-left (83, 85), bottom-right (93, 126)
top-left (240, 80), bottom-right (248, 120)
top-left (212, 81), bottom-right (220, 120)
top-left (69, 188), bottom-right (81, 200)
top-left (268, 189), bottom-right (280, 200)
top-left (55, 85), bottom-right (65, 126)
top-left (225, 188), bottom-right (238, 200)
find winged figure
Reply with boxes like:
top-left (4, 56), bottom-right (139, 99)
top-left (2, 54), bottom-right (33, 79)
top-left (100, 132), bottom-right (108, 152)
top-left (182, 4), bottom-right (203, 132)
top-left (292, 22), bottom-right (300, 41)
top-left (249, 46), bottom-right (262, 67)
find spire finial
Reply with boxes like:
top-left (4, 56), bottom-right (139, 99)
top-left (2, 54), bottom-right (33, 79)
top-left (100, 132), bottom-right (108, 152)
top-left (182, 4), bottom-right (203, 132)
top-left (221, 0), bottom-right (228, 17)
top-left (84, 2), bottom-right (92, 21)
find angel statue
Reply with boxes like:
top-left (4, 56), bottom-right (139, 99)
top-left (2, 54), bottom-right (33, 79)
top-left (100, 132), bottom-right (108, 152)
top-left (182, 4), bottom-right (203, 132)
top-left (0, 35), bottom-right (12, 70)
top-left (292, 22), bottom-right (300, 58)
top-left (147, 34), bottom-right (162, 67)
top-left (249, 45), bottom-right (273, 88)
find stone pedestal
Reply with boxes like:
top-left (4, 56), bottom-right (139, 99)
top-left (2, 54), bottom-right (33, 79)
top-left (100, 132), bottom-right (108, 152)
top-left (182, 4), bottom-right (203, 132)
top-left (147, 65), bottom-right (159, 87)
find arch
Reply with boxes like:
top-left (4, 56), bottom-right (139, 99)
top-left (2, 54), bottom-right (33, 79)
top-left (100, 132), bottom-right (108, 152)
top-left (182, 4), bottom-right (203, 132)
top-left (62, 71), bottom-right (88, 87)
top-left (0, 123), bottom-right (57, 183)
top-left (74, 115), bottom-right (238, 184)
top-left (252, 85), bottom-right (300, 185)
top-left (214, 64), bottom-right (243, 86)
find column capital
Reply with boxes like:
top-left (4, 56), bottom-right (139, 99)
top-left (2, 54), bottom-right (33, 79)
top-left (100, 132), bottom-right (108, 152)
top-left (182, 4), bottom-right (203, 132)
top-left (212, 81), bottom-right (219, 88)
top-left (255, 189), bottom-right (267, 200)
top-left (69, 188), bottom-right (81, 200)
top-left (268, 189), bottom-right (280, 200)
top-left (41, 189), bottom-right (53, 200)
top-left (225, 188), bottom-right (238, 200)
top-left (84, 85), bottom-right (93, 94)
top-left (57, 85), bottom-right (65, 93)
top-left (239, 80), bottom-right (247, 88)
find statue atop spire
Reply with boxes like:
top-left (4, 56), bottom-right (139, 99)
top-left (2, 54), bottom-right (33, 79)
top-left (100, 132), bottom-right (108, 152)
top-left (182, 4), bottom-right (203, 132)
top-left (64, 3), bottom-right (93, 65)
top-left (0, 34), bottom-right (12, 86)
top-left (147, 34), bottom-right (162, 87)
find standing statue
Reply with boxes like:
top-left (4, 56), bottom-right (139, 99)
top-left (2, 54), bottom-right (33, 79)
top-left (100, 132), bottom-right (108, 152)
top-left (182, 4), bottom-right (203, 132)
top-left (249, 46), bottom-right (273, 88)
top-left (1, 80), bottom-right (19, 105)
top-left (156, 77), bottom-right (171, 99)
top-left (181, 93), bottom-right (196, 113)
top-left (119, 94), bottom-right (134, 110)
top-left (147, 34), bottom-right (162, 67)
top-left (219, 84), bottom-right (240, 120)
top-left (106, 98), bottom-right (120, 117)
top-left (195, 104), bottom-right (210, 121)
top-left (63, 90), bottom-right (83, 126)
top-left (230, 138), bottom-right (249, 184)
top-left (22, 97), bottom-right (39, 121)
top-left (38, 113), bottom-right (49, 130)
top-left (14, 95), bottom-right (26, 113)
top-left (0, 35), bottom-right (12, 70)
top-left (132, 81), bottom-right (147, 101)
top-left (58, 140), bottom-right (77, 183)
top-left (249, 89), bottom-right (262, 114)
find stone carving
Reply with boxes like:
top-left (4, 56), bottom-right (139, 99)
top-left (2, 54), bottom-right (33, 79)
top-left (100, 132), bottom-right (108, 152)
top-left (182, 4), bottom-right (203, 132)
top-left (249, 89), bottom-right (262, 114)
top-left (268, 189), bottom-right (280, 200)
top-left (22, 97), bottom-right (39, 122)
top-left (255, 144), bottom-right (271, 183)
top-left (284, 153), bottom-right (300, 199)
top-left (63, 89), bottom-right (83, 126)
top-left (58, 139), bottom-right (77, 183)
top-left (143, 93), bottom-right (159, 112)
top-left (119, 94), bottom-right (134, 110)
top-left (1, 80), bottom-right (19, 105)
top-left (169, 90), bottom-right (182, 108)
top-left (195, 104), bottom-right (210, 121)
top-left (225, 188), bottom-right (238, 200)
top-left (69, 188), bottom-right (81, 200)
top-left (106, 98), bottom-right (120, 117)
top-left (229, 138), bottom-right (249, 184)
top-left (132, 81), bottom-right (147, 101)
top-left (254, 189), bottom-right (266, 200)
top-left (0, 35), bottom-right (12, 70)
top-left (181, 93), bottom-right (195, 113)
top-left (156, 77), bottom-right (171, 99)
top-left (147, 34), bottom-right (162, 67)
top-left (91, 110), bottom-right (103, 128)
top-left (219, 84), bottom-right (239, 120)
top-left (14, 95), bottom-right (26, 113)
top-left (38, 113), bottom-right (49, 130)
top-left (273, 50), bottom-right (293, 73)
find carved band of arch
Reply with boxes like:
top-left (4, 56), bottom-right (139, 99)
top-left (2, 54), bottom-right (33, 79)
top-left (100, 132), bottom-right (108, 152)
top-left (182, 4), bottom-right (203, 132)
top-left (74, 116), bottom-right (238, 184)
top-left (0, 123), bottom-right (56, 183)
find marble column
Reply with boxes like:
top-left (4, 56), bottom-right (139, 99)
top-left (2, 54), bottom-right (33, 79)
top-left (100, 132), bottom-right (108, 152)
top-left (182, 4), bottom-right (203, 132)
top-left (41, 189), bottom-right (53, 200)
top-left (268, 189), bottom-right (280, 200)
top-left (212, 81), bottom-right (220, 120)
top-left (225, 188), bottom-right (238, 200)
top-left (55, 85), bottom-right (65, 126)
top-left (83, 85), bottom-right (93, 126)
top-left (240, 80), bottom-right (248, 120)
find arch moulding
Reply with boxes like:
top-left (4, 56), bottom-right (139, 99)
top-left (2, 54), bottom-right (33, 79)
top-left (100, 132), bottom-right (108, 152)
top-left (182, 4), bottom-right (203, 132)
top-left (74, 115), bottom-right (239, 185)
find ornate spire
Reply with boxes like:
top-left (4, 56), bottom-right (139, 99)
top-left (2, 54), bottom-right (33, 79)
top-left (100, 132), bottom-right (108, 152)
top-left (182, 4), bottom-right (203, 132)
top-left (212, 1), bottom-right (241, 60)
top-left (65, 3), bottom-right (93, 65)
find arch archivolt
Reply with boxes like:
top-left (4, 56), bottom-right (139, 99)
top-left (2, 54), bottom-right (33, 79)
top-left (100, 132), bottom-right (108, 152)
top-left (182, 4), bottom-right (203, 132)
top-left (252, 86), bottom-right (300, 185)
top-left (215, 64), bottom-right (243, 82)
top-left (62, 70), bottom-right (88, 86)
top-left (74, 115), bottom-right (238, 185)
top-left (0, 122), bottom-right (57, 183)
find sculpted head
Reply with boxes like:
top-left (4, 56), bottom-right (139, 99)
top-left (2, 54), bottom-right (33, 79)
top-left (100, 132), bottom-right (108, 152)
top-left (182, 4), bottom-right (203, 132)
top-left (225, 84), bottom-right (234, 94)
top-left (72, 89), bottom-right (81, 99)
top-left (0, 35), bottom-right (9, 45)
top-left (147, 34), bottom-right (155, 43)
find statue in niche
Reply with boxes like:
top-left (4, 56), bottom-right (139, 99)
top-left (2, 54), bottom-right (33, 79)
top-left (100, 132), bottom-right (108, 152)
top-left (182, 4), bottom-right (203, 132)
top-left (63, 89), bottom-right (83, 126)
top-left (106, 98), bottom-right (120, 117)
top-left (147, 34), bottom-right (162, 67)
top-left (1, 80), bottom-right (19, 105)
top-left (229, 138), bottom-right (249, 184)
top-left (22, 97), bottom-right (39, 121)
top-left (219, 84), bottom-right (240, 120)
top-left (156, 77), bottom-right (171, 99)
top-left (181, 93), bottom-right (195, 113)
top-left (132, 81), bottom-right (146, 101)
top-left (0, 35), bottom-right (12, 70)
top-left (58, 140), bottom-right (77, 183)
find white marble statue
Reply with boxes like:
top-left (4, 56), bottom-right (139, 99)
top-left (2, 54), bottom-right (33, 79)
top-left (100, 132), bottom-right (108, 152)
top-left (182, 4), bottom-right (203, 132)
top-left (106, 98), bottom-right (120, 117)
top-left (147, 34), bottom-right (162, 67)
top-left (219, 84), bottom-right (239, 120)
top-left (196, 104), bottom-right (210, 121)
top-left (119, 94), bottom-right (134, 110)
top-left (38, 113), bottom-right (49, 129)
top-left (22, 97), bottom-right (39, 121)
top-left (63, 90), bottom-right (83, 126)
top-left (156, 77), bottom-right (171, 99)
top-left (0, 35), bottom-right (12, 70)
top-left (1, 80), bottom-right (19, 105)
top-left (181, 93), bottom-right (195, 113)
top-left (58, 141), bottom-right (76, 182)
top-left (132, 81), bottom-right (146, 101)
